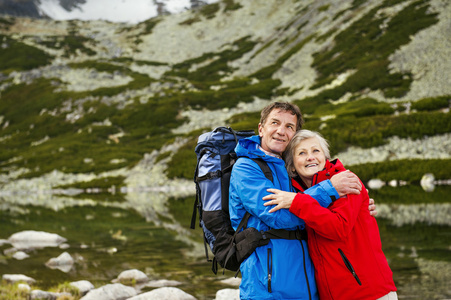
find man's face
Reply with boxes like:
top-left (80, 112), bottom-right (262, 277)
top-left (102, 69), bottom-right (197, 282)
top-left (258, 109), bottom-right (297, 156)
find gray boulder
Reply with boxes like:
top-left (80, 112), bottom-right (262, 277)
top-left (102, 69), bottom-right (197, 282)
top-left (144, 279), bottom-right (182, 288)
top-left (127, 287), bottom-right (196, 300)
top-left (2, 274), bottom-right (36, 285)
top-left (80, 283), bottom-right (137, 300)
top-left (45, 251), bottom-right (74, 273)
top-left (12, 251), bottom-right (29, 260)
top-left (70, 280), bottom-right (95, 296)
top-left (115, 269), bottom-right (149, 284)
top-left (30, 290), bottom-right (71, 300)
top-left (8, 230), bottom-right (66, 249)
top-left (215, 288), bottom-right (240, 300)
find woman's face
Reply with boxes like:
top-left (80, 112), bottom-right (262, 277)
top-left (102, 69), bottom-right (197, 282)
top-left (293, 137), bottom-right (326, 185)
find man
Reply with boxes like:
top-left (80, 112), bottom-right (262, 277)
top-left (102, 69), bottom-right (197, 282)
top-left (229, 102), bottom-right (366, 299)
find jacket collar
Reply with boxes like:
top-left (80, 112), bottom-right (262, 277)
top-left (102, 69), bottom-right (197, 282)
top-left (235, 135), bottom-right (283, 164)
top-left (292, 158), bottom-right (345, 191)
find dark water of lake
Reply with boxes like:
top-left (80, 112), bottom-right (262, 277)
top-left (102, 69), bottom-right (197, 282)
top-left (0, 186), bottom-right (450, 300)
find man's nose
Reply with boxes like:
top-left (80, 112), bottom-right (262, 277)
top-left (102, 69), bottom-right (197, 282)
top-left (276, 126), bottom-right (286, 135)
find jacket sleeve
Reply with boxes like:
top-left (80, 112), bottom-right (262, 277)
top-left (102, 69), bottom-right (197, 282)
top-left (303, 180), bottom-right (338, 208)
top-left (230, 159), bottom-right (304, 230)
top-left (289, 179), bottom-right (368, 241)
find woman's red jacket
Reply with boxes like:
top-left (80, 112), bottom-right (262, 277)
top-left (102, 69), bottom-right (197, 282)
top-left (290, 159), bottom-right (396, 300)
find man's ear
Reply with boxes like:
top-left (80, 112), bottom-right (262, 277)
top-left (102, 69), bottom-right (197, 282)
top-left (258, 123), bottom-right (263, 137)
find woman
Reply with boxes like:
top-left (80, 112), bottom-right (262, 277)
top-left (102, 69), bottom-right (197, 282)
top-left (263, 130), bottom-right (397, 300)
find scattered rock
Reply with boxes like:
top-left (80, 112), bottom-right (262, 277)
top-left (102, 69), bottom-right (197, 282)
top-left (80, 283), bottom-right (137, 300)
top-left (8, 230), bottom-right (67, 250)
top-left (144, 279), bottom-right (183, 288)
top-left (219, 277), bottom-right (241, 286)
top-left (127, 287), bottom-right (196, 300)
top-left (17, 283), bottom-right (31, 291)
top-left (69, 280), bottom-right (95, 296)
top-left (115, 269), bottom-right (149, 284)
top-left (12, 251), bottom-right (29, 260)
top-left (30, 289), bottom-right (71, 300)
top-left (45, 252), bottom-right (74, 273)
top-left (2, 274), bottom-right (36, 285)
top-left (215, 288), bottom-right (240, 300)
top-left (420, 173), bottom-right (435, 192)
top-left (367, 179), bottom-right (386, 190)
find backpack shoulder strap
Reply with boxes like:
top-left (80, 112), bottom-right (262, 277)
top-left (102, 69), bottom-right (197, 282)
top-left (249, 157), bottom-right (273, 182)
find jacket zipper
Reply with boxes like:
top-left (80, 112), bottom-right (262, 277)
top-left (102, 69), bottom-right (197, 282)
top-left (301, 240), bottom-right (313, 300)
top-left (338, 248), bottom-right (362, 285)
top-left (267, 248), bottom-right (272, 293)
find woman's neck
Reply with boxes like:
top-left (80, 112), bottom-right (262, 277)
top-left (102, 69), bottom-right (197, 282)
top-left (303, 178), bottom-right (313, 188)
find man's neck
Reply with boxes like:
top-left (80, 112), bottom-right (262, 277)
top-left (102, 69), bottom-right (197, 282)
top-left (258, 145), bottom-right (282, 159)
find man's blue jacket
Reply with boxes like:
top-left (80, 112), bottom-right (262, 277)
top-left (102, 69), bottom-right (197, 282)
top-left (229, 135), bottom-right (339, 300)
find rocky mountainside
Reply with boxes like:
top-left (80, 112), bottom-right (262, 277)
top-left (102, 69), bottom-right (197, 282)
top-left (0, 0), bottom-right (450, 196)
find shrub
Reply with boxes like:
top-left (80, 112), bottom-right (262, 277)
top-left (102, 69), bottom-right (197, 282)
top-left (350, 159), bottom-right (451, 183)
top-left (310, 0), bottom-right (438, 97)
top-left (411, 96), bottom-right (450, 111)
top-left (0, 34), bottom-right (53, 72)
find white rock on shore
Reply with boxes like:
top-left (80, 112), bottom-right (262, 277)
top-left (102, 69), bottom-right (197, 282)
top-left (8, 230), bottom-right (67, 250)
top-left (1, 269), bottom-right (242, 300)
top-left (70, 280), bottom-right (95, 296)
top-left (45, 251), bottom-right (74, 273)
top-left (128, 287), bottom-right (196, 300)
top-left (80, 283), bottom-right (137, 300)
top-left (2, 274), bottom-right (36, 285)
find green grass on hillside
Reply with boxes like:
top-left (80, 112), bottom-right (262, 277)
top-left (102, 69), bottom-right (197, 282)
top-left (0, 0), bottom-right (448, 185)
top-left (308, 0), bottom-right (439, 102)
top-left (0, 34), bottom-right (53, 72)
top-left (39, 34), bottom-right (97, 57)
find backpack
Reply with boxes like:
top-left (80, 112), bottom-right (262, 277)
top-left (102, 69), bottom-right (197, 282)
top-left (191, 126), bottom-right (307, 274)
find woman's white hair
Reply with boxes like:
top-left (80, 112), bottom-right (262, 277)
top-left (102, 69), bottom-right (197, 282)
top-left (283, 129), bottom-right (331, 178)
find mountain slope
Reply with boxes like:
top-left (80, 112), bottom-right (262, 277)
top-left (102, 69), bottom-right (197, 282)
top-left (0, 0), bottom-right (450, 194)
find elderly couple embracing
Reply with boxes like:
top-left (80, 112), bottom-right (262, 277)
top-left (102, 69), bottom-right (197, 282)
top-left (229, 102), bottom-right (397, 300)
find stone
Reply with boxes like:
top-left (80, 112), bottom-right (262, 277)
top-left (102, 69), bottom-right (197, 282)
top-left (367, 179), bottom-right (385, 190)
top-left (45, 252), bottom-right (74, 273)
top-left (219, 277), bottom-right (241, 286)
top-left (8, 230), bottom-right (67, 250)
top-left (18, 283), bottom-right (31, 291)
top-left (2, 274), bottom-right (36, 285)
top-left (215, 288), bottom-right (240, 300)
top-left (420, 173), bottom-right (435, 192)
top-left (127, 287), bottom-right (196, 300)
top-left (30, 290), bottom-right (69, 300)
top-left (12, 251), bottom-right (29, 260)
top-left (115, 269), bottom-right (149, 284)
top-left (80, 283), bottom-right (137, 300)
top-left (144, 279), bottom-right (182, 288)
top-left (70, 280), bottom-right (95, 296)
